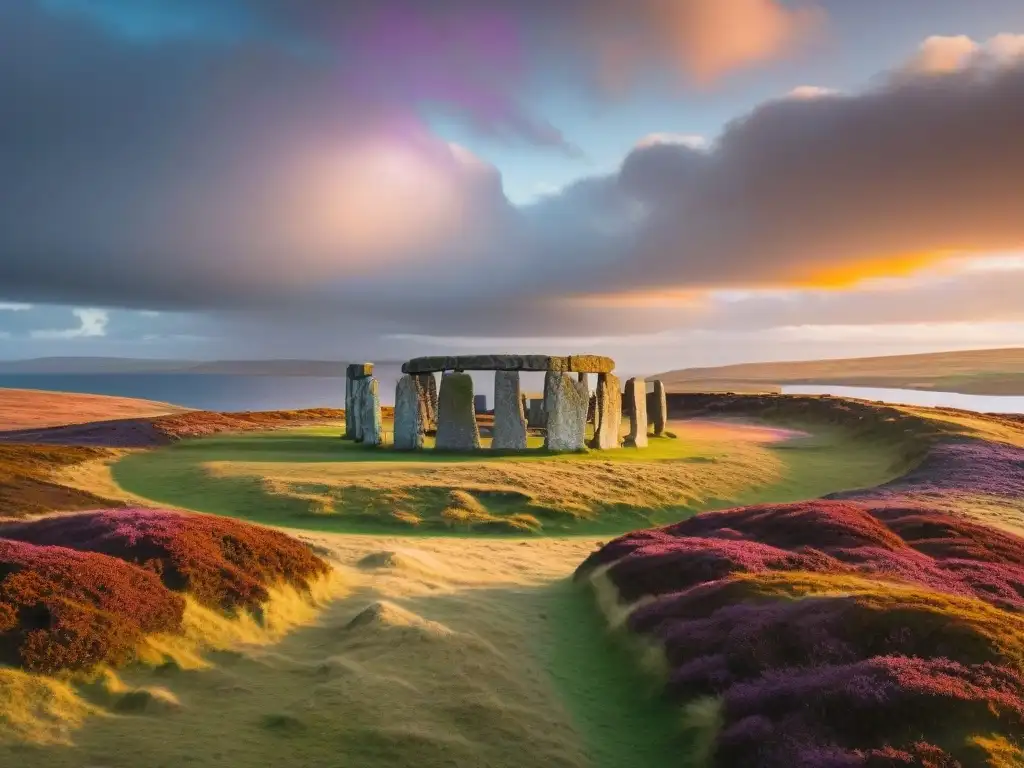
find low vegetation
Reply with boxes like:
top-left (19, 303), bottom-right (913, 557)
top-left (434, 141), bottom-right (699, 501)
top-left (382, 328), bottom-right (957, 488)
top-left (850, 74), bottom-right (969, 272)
top-left (0, 508), bottom-right (328, 674)
top-left (577, 447), bottom-right (1024, 763)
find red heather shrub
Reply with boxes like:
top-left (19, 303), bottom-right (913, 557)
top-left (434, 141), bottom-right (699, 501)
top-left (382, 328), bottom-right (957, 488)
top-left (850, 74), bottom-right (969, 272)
top-left (0, 508), bottom-right (329, 613)
top-left (715, 656), bottom-right (1024, 767)
top-left (0, 539), bottom-right (183, 674)
top-left (579, 500), bottom-right (1024, 611)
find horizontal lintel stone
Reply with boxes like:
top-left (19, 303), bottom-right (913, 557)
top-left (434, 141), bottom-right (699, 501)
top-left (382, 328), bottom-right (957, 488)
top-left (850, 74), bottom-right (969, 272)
top-left (402, 354), bottom-right (614, 374)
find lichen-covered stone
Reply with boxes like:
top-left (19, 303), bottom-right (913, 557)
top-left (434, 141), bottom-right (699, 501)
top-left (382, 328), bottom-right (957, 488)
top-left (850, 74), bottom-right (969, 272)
top-left (543, 372), bottom-right (588, 452)
top-left (402, 354), bottom-right (614, 374)
top-left (360, 378), bottom-right (383, 446)
top-left (492, 371), bottom-right (527, 450)
top-left (414, 373), bottom-right (438, 432)
top-left (347, 362), bottom-right (374, 379)
top-left (393, 375), bottom-right (424, 450)
top-left (624, 377), bottom-right (648, 448)
top-left (589, 373), bottom-right (622, 450)
top-left (567, 355), bottom-right (615, 373)
top-left (435, 372), bottom-right (481, 451)
top-left (651, 379), bottom-right (668, 436)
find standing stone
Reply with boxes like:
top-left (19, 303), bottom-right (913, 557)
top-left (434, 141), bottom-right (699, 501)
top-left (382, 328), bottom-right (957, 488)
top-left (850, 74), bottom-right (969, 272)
top-left (394, 375), bottom-right (424, 450)
top-left (360, 378), bottom-right (383, 446)
top-left (492, 371), bottom-right (527, 450)
top-left (651, 379), bottom-right (668, 436)
top-left (350, 377), bottom-right (366, 442)
top-left (474, 394), bottom-right (488, 414)
top-left (415, 373), bottom-right (438, 432)
top-left (344, 372), bottom-right (356, 439)
top-left (623, 377), bottom-right (648, 448)
top-left (589, 373), bottom-right (622, 450)
top-left (435, 372), bottom-right (481, 451)
top-left (543, 372), bottom-right (588, 451)
top-left (527, 399), bottom-right (546, 429)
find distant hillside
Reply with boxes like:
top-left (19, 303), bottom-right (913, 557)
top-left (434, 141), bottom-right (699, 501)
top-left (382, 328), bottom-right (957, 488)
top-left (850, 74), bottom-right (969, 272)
top-left (0, 358), bottom-right (404, 376)
top-left (655, 347), bottom-right (1024, 396)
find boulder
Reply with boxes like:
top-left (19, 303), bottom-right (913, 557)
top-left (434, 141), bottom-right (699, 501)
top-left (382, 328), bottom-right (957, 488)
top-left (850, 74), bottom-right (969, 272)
top-left (589, 373), bottom-right (622, 450)
top-left (651, 379), bottom-right (668, 436)
top-left (435, 373), bottom-right (481, 450)
top-left (393, 375), bottom-right (424, 450)
top-left (492, 371), bottom-right (527, 450)
top-left (623, 378), bottom-right (648, 448)
top-left (360, 378), bottom-right (383, 446)
top-left (543, 372), bottom-right (588, 451)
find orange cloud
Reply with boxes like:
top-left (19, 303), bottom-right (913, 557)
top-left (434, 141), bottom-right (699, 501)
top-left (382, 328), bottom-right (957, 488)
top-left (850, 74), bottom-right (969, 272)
top-left (589, 0), bottom-right (823, 89)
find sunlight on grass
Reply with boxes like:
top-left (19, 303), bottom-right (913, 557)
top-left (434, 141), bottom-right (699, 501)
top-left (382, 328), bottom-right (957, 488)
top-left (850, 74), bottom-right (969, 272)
top-left (111, 420), bottom-right (910, 536)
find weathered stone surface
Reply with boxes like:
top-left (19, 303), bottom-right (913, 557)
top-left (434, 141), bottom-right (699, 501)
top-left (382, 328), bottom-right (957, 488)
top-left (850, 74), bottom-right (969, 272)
top-left (360, 378), bottom-right (383, 446)
top-left (623, 377), bottom-right (648, 448)
top-left (543, 372), bottom-right (588, 452)
top-left (401, 356), bottom-right (457, 374)
top-left (343, 373), bottom-right (357, 439)
top-left (402, 354), bottom-right (614, 374)
top-left (586, 393), bottom-right (597, 425)
top-left (492, 371), bottom-right (527, 450)
top-left (527, 399), bottom-right (546, 429)
top-left (651, 379), bottom-right (668, 436)
top-left (349, 377), bottom-right (366, 442)
top-left (435, 372), bottom-right (481, 451)
top-left (414, 373), bottom-right (437, 432)
top-left (567, 355), bottom-right (615, 374)
top-left (589, 373), bottom-right (622, 450)
top-left (347, 362), bottom-right (374, 379)
top-left (393, 375), bottom-right (424, 450)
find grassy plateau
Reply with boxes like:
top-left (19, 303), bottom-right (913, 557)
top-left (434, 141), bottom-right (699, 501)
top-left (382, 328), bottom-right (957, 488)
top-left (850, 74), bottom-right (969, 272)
top-left (0, 386), bottom-right (1022, 766)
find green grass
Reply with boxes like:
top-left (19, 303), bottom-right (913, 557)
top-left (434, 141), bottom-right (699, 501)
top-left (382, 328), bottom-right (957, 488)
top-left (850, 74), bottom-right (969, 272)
top-left (111, 420), bottom-right (911, 537)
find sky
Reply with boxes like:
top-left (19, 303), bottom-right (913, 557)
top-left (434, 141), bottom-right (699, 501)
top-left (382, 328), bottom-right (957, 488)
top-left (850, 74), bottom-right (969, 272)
top-left (2, 0), bottom-right (1024, 374)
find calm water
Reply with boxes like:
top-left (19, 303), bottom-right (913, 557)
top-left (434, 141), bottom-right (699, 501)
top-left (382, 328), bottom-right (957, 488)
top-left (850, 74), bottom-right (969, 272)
top-left (0, 369), bottom-right (544, 411)
top-left (782, 384), bottom-right (1024, 414)
top-left (0, 373), bottom-right (353, 412)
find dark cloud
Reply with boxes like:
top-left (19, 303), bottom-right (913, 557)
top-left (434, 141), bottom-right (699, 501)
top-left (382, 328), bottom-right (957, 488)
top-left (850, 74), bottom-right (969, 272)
top-left (1, 3), bottom-right (1024, 351)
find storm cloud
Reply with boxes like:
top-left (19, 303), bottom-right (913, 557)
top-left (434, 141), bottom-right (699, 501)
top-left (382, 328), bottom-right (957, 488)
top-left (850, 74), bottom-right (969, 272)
top-left (1, 2), bottom-right (1024, 349)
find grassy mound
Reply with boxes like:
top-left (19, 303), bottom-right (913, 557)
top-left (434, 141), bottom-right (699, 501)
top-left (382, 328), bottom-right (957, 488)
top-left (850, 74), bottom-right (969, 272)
top-left (577, 499), bottom-right (1024, 764)
top-left (0, 443), bottom-right (125, 519)
top-left (0, 509), bottom-right (329, 674)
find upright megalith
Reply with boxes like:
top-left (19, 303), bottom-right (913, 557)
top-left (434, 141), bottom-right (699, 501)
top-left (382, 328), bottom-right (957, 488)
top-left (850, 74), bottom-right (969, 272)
top-left (394, 375), bottom-right (424, 450)
top-left (414, 373), bottom-right (438, 433)
top-left (435, 372), bottom-right (481, 451)
top-left (527, 399), bottom-right (546, 428)
top-left (543, 372), bottom-right (588, 451)
top-left (344, 362), bottom-right (374, 440)
top-left (623, 377), bottom-right (648, 448)
top-left (492, 371), bottom-right (527, 450)
top-left (589, 372), bottom-right (622, 450)
top-left (360, 378), bottom-right (383, 446)
top-left (651, 379), bottom-right (668, 436)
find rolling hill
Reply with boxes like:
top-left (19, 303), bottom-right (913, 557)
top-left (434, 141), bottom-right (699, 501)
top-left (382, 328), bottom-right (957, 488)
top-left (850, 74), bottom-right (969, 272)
top-left (655, 347), bottom-right (1024, 395)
